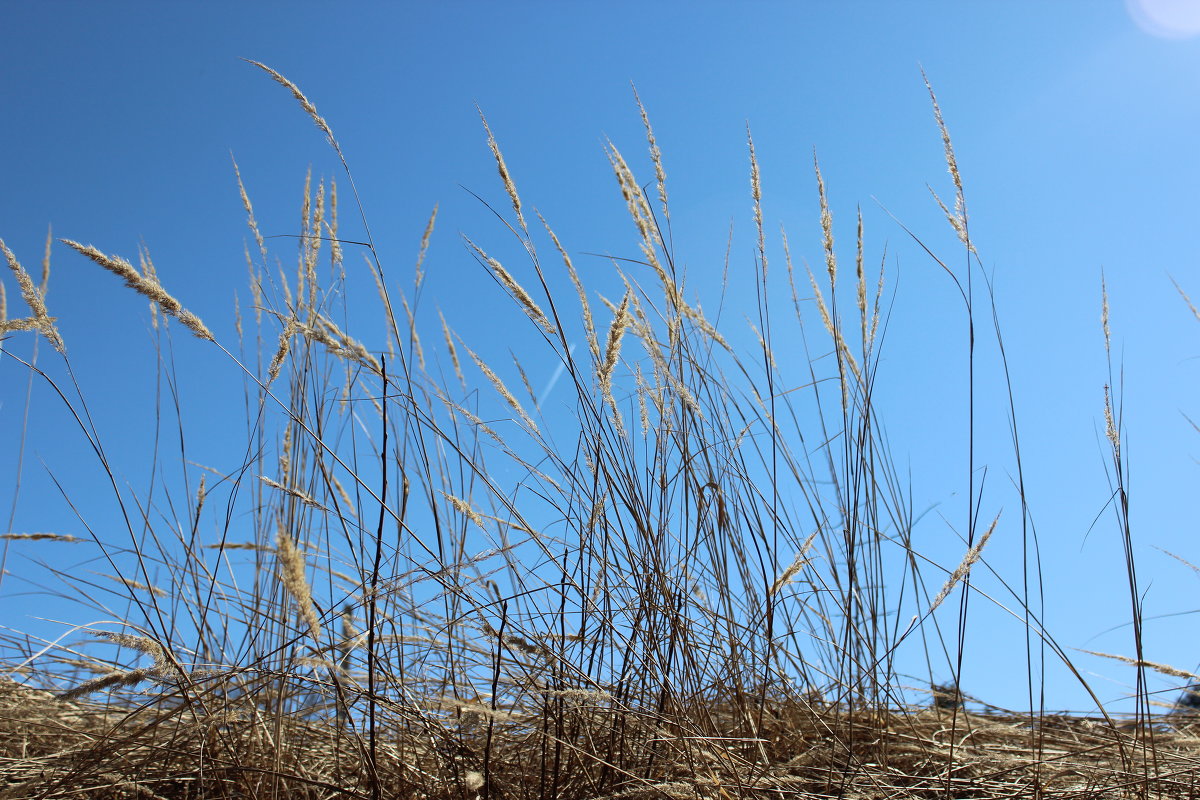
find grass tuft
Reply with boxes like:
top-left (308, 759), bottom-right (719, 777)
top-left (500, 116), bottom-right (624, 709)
top-left (0, 65), bottom-right (1190, 800)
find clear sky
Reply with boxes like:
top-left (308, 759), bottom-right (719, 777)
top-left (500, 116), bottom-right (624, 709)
top-left (2, 1), bottom-right (1200, 714)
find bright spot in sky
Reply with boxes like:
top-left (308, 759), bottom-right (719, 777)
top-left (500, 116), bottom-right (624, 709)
top-left (1126, 0), bottom-right (1200, 38)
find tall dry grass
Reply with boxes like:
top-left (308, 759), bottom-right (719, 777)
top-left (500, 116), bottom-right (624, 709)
top-left (0, 64), bottom-right (1196, 799)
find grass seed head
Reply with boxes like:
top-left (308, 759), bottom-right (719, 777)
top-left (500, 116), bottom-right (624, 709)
top-left (246, 59), bottom-right (338, 151)
top-left (276, 520), bottom-right (322, 643)
top-left (633, 84), bottom-right (669, 221)
top-left (62, 239), bottom-right (213, 341)
top-left (599, 289), bottom-right (632, 411)
top-left (478, 109), bottom-right (527, 233)
top-left (465, 236), bottom-right (555, 336)
top-left (1, 238), bottom-right (64, 353)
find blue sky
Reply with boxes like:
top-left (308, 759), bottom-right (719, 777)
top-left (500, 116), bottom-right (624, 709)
top-left (2, 2), bottom-right (1200, 713)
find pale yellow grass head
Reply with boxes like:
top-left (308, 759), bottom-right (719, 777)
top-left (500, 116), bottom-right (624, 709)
top-left (1, 238), bottom-right (64, 353)
top-left (245, 59), bottom-right (337, 153)
top-left (62, 239), bottom-right (213, 341)
top-left (276, 520), bottom-right (322, 643)
top-left (478, 108), bottom-right (527, 233)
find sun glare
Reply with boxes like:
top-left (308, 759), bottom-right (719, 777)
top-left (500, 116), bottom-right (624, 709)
top-left (1127, 0), bottom-right (1200, 39)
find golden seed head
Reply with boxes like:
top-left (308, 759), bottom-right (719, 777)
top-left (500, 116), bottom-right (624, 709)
top-left (1, 238), bottom-right (64, 353)
top-left (246, 60), bottom-right (338, 151)
top-left (633, 85), bottom-right (669, 221)
top-left (599, 290), bottom-right (632, 411)
top-left (813, 155), bottom-right (836, 287)
top-left (62, 239), bottom-right (213, 341)
top-left (275, 520), bottom-right (322, 643)
top-left (464, 237), bottom-right (554, 335)
top-left (478, 109), bottom-right (527, 232)
top-left (439, 309), bottom-right (465, 390)
top-left (463, 341), bottom-right (539, 434)
top-left (415, 203), bottom-right (438, 291)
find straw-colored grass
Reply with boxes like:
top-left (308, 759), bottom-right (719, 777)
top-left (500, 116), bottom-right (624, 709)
top-left (1, 63), bottom-right (1195, 800)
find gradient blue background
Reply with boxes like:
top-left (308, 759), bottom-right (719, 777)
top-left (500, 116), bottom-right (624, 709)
top-left (2, 1), bottom-right (1199, 713)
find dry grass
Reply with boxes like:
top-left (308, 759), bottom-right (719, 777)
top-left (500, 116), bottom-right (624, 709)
top-left (5, 680), bottom-right (1200, 799)
top-left (1, 64), bottom-right (1196, 799)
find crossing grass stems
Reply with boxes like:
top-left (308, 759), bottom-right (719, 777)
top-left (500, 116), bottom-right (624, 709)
top-left (1, 63), bottom-right (1197, 799)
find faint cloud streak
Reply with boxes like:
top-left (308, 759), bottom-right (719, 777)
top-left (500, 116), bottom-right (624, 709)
top-left (538, 342), bottom-right (575, 409)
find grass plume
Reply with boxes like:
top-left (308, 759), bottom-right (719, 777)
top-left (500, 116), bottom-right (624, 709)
top-left (1, 238), bottom-right (63, 353)
top-left (61, 240), bottom-right (213, 341)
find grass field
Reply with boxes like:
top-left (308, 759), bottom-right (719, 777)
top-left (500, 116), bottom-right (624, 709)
top-left (1, 63), bottom-right (1197, 800)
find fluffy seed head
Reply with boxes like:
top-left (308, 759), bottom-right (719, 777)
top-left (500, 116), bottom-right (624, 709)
top-left (465, 237), bottom-right (554, 335)
top-left (928, 514), bottom-right (999, 615)
top-left (62, 239), bottom-right (213, 341)
top-left (478, 109), bottom-right (527, 232)
top-left (463, 341), bottom-right (539, 434)
top-left (633, 85), bottom-right (669, 222)
top-left (246, 60), bottom-right (337, 151)
top-left (276, 520), bottom-right (322, 643)
top-left (439, 309), bottom-right (465, 390)
top-left (599, 290), bottom-right (632, 411)
top-left (415, 203), bottom-right (438, 291)
top-left (1, 238), bottom-right (64, 353)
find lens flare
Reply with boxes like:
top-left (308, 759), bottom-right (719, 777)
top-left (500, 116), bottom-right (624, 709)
top-left (1127, 0), bottom-right (1200, 39)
